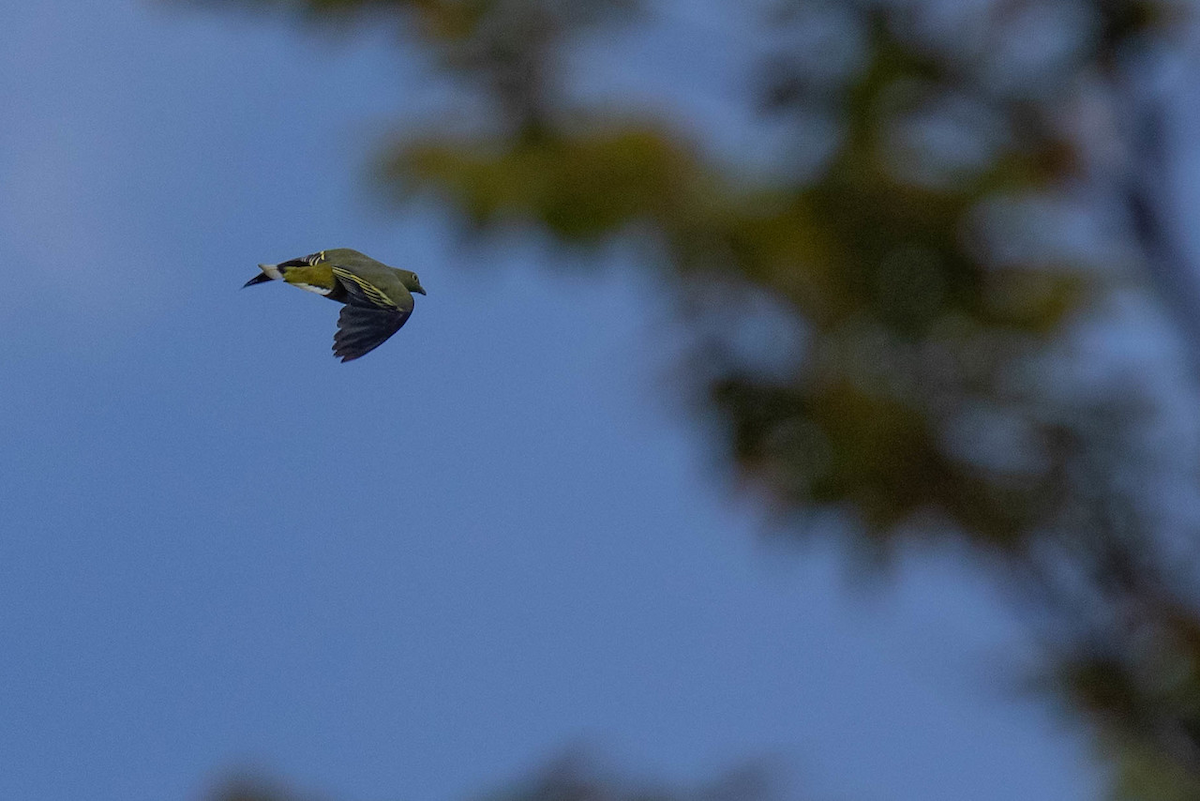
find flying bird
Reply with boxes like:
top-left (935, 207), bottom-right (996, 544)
top-left (244, 248), bottom-right (426, 362)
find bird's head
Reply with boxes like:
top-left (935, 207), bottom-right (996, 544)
top-left (398, 269), bottom-right (426, 296)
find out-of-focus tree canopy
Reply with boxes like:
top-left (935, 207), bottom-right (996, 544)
top-left (193, 0), bottom-right (1200, 797)
top-left (210, 759), bottom-right (777, 801)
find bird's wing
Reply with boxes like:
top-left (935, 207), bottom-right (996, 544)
top-left (331, 265), bottom-right (413, 362)
top-left (331, 265), bottom-right (408, 310)
top-left (333, 305), bottom-right (411, 362)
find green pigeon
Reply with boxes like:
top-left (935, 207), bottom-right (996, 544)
top-left (244, 248), bottom-right (426, 362)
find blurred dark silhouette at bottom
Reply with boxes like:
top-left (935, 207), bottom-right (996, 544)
top-left (208, 756), bottom-right (780, 801)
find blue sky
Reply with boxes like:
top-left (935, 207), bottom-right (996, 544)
top-left (0, 3), bottom-right (1112, 800)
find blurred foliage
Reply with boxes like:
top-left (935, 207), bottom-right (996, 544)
top-left (209, 759), bottom-right (779, 801)
top-left (193, 0), bottom-right (1200, 797)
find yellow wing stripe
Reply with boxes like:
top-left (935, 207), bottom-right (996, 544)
top-left (282, 263), bottom-right (336, 290)
top-left (332, 266), bottom-right (398, 309)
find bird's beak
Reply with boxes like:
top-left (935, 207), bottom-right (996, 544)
top-left (414, 285), bottom-right (427, 296)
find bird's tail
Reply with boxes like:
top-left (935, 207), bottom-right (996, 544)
top-left (243, 263), bottom-right (283, 288)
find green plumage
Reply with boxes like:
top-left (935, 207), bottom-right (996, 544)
top-left (244, 248), bottom-right (427, 362)
top-left (282, 263), bottom-right (338, 292)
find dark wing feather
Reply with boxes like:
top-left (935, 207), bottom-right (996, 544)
top-left (333, 304), bottom-right (410, 362)
top-left (331, 265), bottom-right (414, 362)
